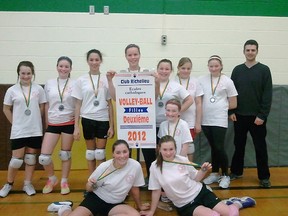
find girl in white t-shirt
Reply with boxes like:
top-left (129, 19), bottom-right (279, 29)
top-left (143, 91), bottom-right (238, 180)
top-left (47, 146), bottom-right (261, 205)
top-left (175, 57), bottom-right (204, 161)
top-left (156, 59), bottom-right (193, 128)
top-left (48, 139), bottom-right (150, 216)
top-left (72, 49), bottom-right (114, 175)
top-left (39, 56), bottom-right (76, 195)
top-left (158, 98), bottom-right (192, 156)
top-left (140, 135), bottom-right (256, 216)
top-left (157, 98), bottom-right (193, 207)
top-left (0, 61), bottom-right (46, 198)
top-left (106, 44), bottom-right (157, 181)
top-left (198, 55), bottom-right (238, 189)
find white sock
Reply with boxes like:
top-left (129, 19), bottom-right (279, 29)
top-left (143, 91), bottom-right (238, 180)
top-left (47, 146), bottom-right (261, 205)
top-left (61, 178), bottom-right (68, 184)
top-left (49, 175), bottom-right (57, 183)
top-left (24, 180), bottom-right (31, 186)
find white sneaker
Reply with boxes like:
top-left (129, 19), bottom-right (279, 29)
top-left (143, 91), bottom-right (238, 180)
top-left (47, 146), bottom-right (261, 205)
top-left (0, 184), bottom-right (12, 198)
top-left (219, 176), bottom-right (230, 189)
top-left (58, 205), bottom-right (72, 216)
top-left (23, 183), bottom-right (36, 196)
top-left (47, 200), bottom-right (73, 212)
top-left (203, 173), bottom-right (220, 185)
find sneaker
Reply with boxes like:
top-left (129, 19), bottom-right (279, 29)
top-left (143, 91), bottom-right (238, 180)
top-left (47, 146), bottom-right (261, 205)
top-left (157, 201), bottom-right (173, 212)
top-left (58, 205), bottom-right (72, 216)
top-left (203, 173), bottom-right (220, 185)
top-left (219, 176), bottom-right (230, 189)
top-left (229, 196), bottom-right (256, 208)
top-left (229, 173), bottom-right (243, 181)
top-left (221, 199), bottom-right (233, 205)
top-left (47, 200), bottom-right (73, 212)
top-left (61, 182), bottom-right (70, 195)
top-left (43, 177), bottom-right (58, 194)
top-left (23, 183), bottom-right (36, 196)
top-left (259, 179), bottom-right (271, 188)
top-left (0, 184), bottom-right (12, 198)
top-left (160, 195), bottom-right (171, 203)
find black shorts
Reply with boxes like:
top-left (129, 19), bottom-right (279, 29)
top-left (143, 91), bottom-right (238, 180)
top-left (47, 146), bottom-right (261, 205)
top-left (10, 136), bottom-right (42, 150)
top-left (80, 192), bottom-right (122, 215)
top-left (176, 184), bottom-right (221, 216)
top-left (46, 125), bottom-right (74, 135)
top-left (81, 118), bottom-right (109, 140)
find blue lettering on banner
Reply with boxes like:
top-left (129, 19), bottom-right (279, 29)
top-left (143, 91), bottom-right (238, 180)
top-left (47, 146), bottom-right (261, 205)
top-left (124, 107), bottom-right (148, 113)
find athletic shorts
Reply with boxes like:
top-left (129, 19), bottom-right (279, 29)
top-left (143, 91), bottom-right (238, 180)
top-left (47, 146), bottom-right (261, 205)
top-left (10, 136), bottom-right (42, 150)
top-left (80, 192), bottom-right (122, 215)
top-left (81, 118), bottom-right (109, 140)
top-left (46, 124), bottom-right (74, 135)
top-left (176, 184), bottom-right (221, 216)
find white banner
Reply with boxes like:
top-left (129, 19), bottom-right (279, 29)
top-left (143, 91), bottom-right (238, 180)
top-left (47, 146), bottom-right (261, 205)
top-left (115, 71), bottom-right (156, 148)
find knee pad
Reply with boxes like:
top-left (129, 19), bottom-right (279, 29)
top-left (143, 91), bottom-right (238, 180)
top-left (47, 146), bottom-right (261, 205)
top-left (59, 150), bottom-right (71, 161)
top-left (24, 153), bottom-right (36, 166)
top-left (95, 149), bottom-right (106, 160)
top-left (39, 154), bottom-right (52, 166)
top-left (86, 150), bottom-right (95, 161)
top-left (9, 157), bottom-right (24, 169)
top-left (188, 142), bottom-right (195, 154)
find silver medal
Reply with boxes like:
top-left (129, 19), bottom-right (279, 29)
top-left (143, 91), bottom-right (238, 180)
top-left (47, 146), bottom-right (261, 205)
top-left (25, 109), bottom-right (31, 116)
top-left (93, 100), bottom-right (100, 106)
top-left (158, 101), bottom-right (164, 107)
top-left (210, 97), bottom-right (216, 103)
top-left (58, 104), bottom-right (65, 111)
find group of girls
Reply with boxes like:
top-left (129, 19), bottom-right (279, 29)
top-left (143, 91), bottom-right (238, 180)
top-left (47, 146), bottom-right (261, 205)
top-left (0, 49), bottom-right (114, 198)
top-left (0, 44), bottom-right (256, 216)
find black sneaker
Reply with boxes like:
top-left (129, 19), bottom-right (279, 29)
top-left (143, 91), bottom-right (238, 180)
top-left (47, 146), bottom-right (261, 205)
top-left (229, 173), bottom-right (243, 181)
top-left (259, 179), bottom-right (271, 188)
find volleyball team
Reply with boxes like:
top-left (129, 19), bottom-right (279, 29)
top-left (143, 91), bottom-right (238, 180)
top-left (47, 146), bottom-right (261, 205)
top-left (0, 39), bottom-right (273, 216)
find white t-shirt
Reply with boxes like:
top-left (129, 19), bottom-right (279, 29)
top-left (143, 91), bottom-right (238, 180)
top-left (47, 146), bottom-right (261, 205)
top-left (149, 155), bottom-right (202, 208)
top-left (174, 75), bottom-right (204, 129)
top-left (72, 73), bottom-right (111, 121)
top-left (198, 74), bottom-right (238, 128)
top-left (156, 80), bottom-right (190, 127)
top-left (158, 119), bottom-right (192, 154)
top-left (90, 158), bottom-right (145, 204)
top-left (3, 83), bottom-right (47, 139)
top-left (45, 78), bottom-right (76, 125)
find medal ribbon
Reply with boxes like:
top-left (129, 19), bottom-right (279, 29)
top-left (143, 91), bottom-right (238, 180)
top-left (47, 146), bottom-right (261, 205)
top-left (164, 159), bottom-right (201, 168)
top-left (168, 118), bottom-right (180, 138)
top-left (159, 80), bottom-right (169, 100)
top-left (97, 161), bottom-right (120, 181)
top-left (20, 82), bottom-right (32, 109)
top-left (210, 74), bottom-right (221, 97)
top-left (178, 75), bottom-right (190, 90)
top-left (89, 72), bottom-right (101, 98)
top-left (57, 78), bottom-right (69, 104)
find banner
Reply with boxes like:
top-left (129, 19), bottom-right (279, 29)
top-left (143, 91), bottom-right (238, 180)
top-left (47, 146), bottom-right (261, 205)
top-left (115, 71), bottom-right (156, 148)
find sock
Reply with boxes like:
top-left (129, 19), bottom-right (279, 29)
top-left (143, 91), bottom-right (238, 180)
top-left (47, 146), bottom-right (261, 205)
top-left (61, 178), bottom-right (68, 184)
top-left (24, 180), bottom-right (31, 186)
top-left (49, 175), bottom-right (57, 183)
top-left (233, 201), bottom-right (242, 209)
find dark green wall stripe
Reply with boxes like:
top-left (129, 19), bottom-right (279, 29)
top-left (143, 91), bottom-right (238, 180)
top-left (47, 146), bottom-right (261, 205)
top-left (0, 0), bottom-right (288, 17)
